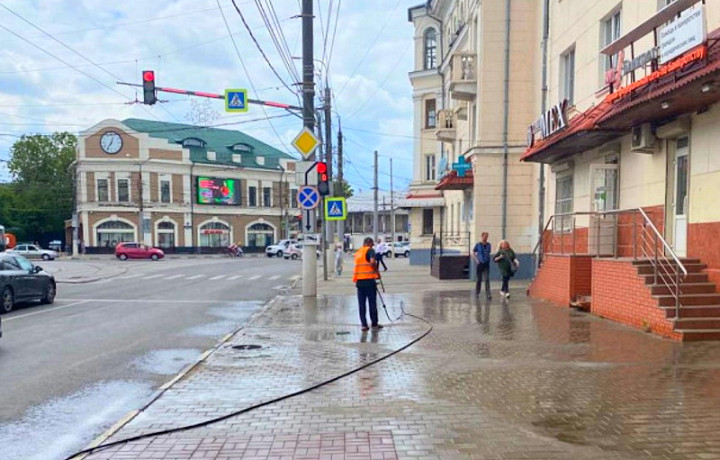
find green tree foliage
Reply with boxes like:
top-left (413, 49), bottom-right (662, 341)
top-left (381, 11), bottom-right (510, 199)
top-left (3, 133), bottom-right (76, 241)
top-left (333, 179), bottom-right (354, 198)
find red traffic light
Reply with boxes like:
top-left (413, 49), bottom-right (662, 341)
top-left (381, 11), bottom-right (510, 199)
top-left (316, 161), bottom-right (327, 174)
top-left (143, 70), bottom-right (155, 82)
top-left (320, 173), bottom-right (328, 182)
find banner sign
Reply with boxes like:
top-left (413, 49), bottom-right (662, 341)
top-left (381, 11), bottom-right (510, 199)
top-left (660, 7), bottom-right (706, 64)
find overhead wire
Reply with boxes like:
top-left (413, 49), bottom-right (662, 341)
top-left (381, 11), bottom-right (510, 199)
top-left (254, 0), bottom-right (301, 88)
top-left (264, 0), bottom-right (301, 83)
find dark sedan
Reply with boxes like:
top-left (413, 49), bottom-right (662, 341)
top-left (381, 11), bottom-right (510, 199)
top-left (0, 253), bottom-right (56, 315)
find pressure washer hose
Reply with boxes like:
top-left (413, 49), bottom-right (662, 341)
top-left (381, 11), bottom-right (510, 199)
top-left (65, 300), bottom-right (432, 460)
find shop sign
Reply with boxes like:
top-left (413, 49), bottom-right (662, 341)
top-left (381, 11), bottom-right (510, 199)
top-left (527, 100), bottom-right (569, 147)
top-left (623, 47), bottom-right (660, 75)
top-left (202, 229), bottom-right (228, 235)
top-left (660, 7), bottom-right (706, 64)
top-left (606, 45), bottom-right (706, 103)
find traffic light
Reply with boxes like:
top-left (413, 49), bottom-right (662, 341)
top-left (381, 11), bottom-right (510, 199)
top-left (142, 70), bottom-right (156, 105)
top-left (317, 161), bottom-right (330, 196)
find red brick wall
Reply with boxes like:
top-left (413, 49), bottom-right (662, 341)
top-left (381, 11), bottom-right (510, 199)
top-left (616, 205), bottom-right (665, 258)
top-left (591, 258), bottom-right (681, 340)
top-left (688, 221), bottom-right (720, 293)
top-left (529, 255), bottom-right (592, 307)
top-left (543, 227), bottom-right (589, 255)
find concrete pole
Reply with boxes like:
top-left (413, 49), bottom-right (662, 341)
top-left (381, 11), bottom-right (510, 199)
top-left (391, 157), bottom-right (396, 249)
top-left (324, 85), bottom-right (333, 277)
top-left (336, 123), bottom-right (344, 245)
top-left (373, 150), bottom-right (378, 241)
top-left (301, 0), bottom-right (316, 297)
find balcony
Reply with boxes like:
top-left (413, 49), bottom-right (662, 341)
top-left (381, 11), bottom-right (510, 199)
top-left (449, 54), bottom-right (476, 101)
top-left (435, 110), bottom-right (456, 141)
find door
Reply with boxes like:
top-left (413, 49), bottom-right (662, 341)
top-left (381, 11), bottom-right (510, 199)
top-left (588, 164), bottom-right (619, 256)
top-left (673, 137), bottom-right (689, 257)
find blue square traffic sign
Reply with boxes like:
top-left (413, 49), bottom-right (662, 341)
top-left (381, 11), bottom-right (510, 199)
top-left (324, 197), bottom-right (347, 221)
top-left (225, 89), bottom-right (248, 112)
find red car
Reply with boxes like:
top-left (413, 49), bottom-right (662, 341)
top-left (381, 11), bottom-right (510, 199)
top-left (115, 242), bottom-right (165, 261)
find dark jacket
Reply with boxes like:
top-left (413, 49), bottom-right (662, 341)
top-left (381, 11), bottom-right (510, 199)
top-left (494, 248), bottom-right (517, 278)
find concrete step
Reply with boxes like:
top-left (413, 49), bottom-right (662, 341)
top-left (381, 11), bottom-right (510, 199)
top-left (673, 317), bottom-right (720, 330)
top-left (642, 272), bottom-right (709, 284)
top-left (632, 258), bottom-right (701, 266)
top-left (664, 305), bottom-right (720, 318)
top-left (676, 329), bottom-right (720, 341)
top-left (650, 283), bottom-right (718, 295)
top-left (657, 293), bottom-right (720, 307)
top-left (636, 263), bottom-right (707, 275)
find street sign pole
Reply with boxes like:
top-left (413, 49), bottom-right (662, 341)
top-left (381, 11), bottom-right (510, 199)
top-left (301, 0), bottom-right (316, 298)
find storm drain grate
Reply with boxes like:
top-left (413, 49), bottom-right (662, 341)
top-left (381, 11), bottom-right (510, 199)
top-left (231, 344), bottom-right (263, 351)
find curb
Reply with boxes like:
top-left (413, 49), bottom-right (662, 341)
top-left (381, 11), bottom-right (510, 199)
top-left (72, 292), bottom-right (287, 459)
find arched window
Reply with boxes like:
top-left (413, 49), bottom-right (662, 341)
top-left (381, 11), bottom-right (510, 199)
top-left (424, 28), bottom-right (437, 70)
top-left (247, 223), bottom-right (275, 248)
top-left (156, 221), bottom-right (176, 248)
top-left (199, 221), bottom-right (230, 247)
top-left (96, 220), bottom-right (135, 248)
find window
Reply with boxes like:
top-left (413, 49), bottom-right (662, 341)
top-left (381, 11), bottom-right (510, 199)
top-left (425, 99), bottom-right (436, 129)
top-left (561, 47), bottom-right (575, 105)
top-left (424, 28), bottom-right (437, 70)
top-left (156, 221), bottom-right (175, 248)
top-left (249, 186), bottom-right (257, 207)
top-left (247, 223), bottom-right (274, 248)
top-left (555, 174), bottom-right (574, 231)
top-left (160, 178), bottom-right (171, 203)
top-left (291, 189), bottom-right (298, 208)
top-left (97, 178), bottom-right (109, 202)
top-left (96, 220), bottom-right (135, 248)
top-left (117, 178), bottom-right (130, 202)
top-left (199, 221), bottom-right (230, 247)
top-left (425, 155), bottom-right (436, 181)
top-left (422, 209), bottom-right (434, 235)
top-left (602, 10), bottom-right (622, 78)
top-left (263, 187), bottom-right (272, 207)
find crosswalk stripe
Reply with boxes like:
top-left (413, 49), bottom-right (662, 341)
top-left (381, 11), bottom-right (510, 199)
top-left (186, 275), bottom-right (204, 280)
top-left (228, 275), bottom-right (244, 280)
top-left (117, 274), bottom-right (141, 280)
top-left (164, 274), bottom-right (185, 280)
top-left (144, 274), bottom-right (164, 279)
top-left (289, 275), bottom-right (301, 281)
top-left (269, 275), bottom-right (280, 280)
top-left (209, 275), bottom-right (226, 281)
top-left (248, 275), bottom-right (261, 281)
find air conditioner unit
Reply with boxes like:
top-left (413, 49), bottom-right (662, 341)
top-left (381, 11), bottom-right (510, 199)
top-left (631, 123), bottom-right (656, 153)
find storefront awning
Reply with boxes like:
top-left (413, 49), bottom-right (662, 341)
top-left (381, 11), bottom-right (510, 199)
top-left (435, 170), bottom-right (474, 190)
top-left (400, 191), bottom-right (445, 208)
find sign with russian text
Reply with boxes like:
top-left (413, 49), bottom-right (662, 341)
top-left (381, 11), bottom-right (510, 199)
top-left (660, 7), bottom-right (706, 64)
top-left (527, 100), bottom-right (569, 147)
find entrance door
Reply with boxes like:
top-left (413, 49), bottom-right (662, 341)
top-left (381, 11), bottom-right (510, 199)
top-left (673, 137), bottom-right (689, 257)
top-left (588, 164), bottom-right (619, 256)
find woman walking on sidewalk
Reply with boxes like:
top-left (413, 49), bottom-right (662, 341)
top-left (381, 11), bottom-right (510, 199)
top-left (494, 240), bottom-right (519, 299)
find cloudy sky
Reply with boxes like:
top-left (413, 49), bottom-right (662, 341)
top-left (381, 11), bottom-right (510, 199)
top-left (0, 0), bottom-right (416, 193)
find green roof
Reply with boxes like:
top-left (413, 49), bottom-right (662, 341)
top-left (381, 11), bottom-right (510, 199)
top-left (122, 118), bottom-right (295, 170)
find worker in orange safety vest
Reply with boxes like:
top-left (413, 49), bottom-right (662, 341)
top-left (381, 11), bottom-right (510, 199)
top-left (352, 237), bottom-right (383, 332)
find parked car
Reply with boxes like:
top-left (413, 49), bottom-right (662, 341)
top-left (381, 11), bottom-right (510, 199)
top-left (265, 239), bottom-right (297, 258)
top-left (7, 244), bottom-right (59, 261)
top-left (385, 242), bottom-right (410, 258)
top-left (0, 253), bottom-right (56, 314)
top-left (283, 243), bottom-right (321, 260)
top-left (115, 242), bottom-right (165, 261)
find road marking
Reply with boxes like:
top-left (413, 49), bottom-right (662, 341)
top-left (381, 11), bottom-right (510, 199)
top-left (269, 274), bottom-right (281, 280)
top-left (186, 275), bottom-right (204, 280)
top-left (164, 274), bottom-right (185, 280)
top-left (143, 274), bottom-right (164, 279)
top-left (117, 274), bottom-right (142, 280)
top-left (4, 300), bottom-right (89, 322)
top-left (208, 275), bottom-right (226, 281)
top-left (289, 275), bottom-right (301, 281)
top-left (228, 275), bottom-right (244, 280)
top-left (248, 275), bottom-right (261, 281)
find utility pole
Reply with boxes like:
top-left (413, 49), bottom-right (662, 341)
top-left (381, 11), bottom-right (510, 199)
top-left (373, 150), bottom-right (378, 241)
top-left (70, 160), bottom-right (79, 257)
top-left (323, 85), bottom-right (333, 279)
top-left (336, 120), bottom-right (344, 245)
top-left (390, 157), bottom-right (396, 250)
top-left (301, 0), bottom-right (316, 297)
top-left (381, 196), bottom-right (386, 235)
top-left (138, 162), bottom-right (144, 245)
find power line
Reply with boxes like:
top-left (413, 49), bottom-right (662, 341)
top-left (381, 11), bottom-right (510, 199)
top-left (257, 0), bottom-right (301, 85)
top-left (325, 0), bottom-right (342, 75)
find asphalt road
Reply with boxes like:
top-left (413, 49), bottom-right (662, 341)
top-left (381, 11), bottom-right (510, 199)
top-left (0, 256), bottom-right (301, 460)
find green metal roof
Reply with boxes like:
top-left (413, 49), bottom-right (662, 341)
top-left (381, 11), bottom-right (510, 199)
top-left (122, 118), bottom-right (295, 170)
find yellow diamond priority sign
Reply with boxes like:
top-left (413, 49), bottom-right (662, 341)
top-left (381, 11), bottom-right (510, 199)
top-left (292, 127), bottom-right (320, 159)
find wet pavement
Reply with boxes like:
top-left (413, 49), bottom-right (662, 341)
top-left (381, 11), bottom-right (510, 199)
top-left (82, 285), bottom-right (720, 460)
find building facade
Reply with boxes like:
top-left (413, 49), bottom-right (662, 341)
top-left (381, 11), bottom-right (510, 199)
top-left (526, 0), bottom-right (720, 340)
top-left (72, 119), bottom-right (301, 253)
top-left (345, 192), bottom-right (410, 251)
top-left (406, 0), bottom-right (541, 279)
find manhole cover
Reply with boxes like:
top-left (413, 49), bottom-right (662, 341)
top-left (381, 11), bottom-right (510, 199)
top-left (232, 344), bottom-right (262, 350)
top-left (335, 331), bottom-right (351, 335)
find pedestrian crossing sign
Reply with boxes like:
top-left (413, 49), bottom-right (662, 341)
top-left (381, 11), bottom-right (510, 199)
top-left (324, 197), bottom-right (347, 221)
top-left (225, 89), bottom-right (248, 112)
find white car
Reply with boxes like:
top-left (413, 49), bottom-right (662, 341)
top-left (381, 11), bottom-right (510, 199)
top-left (385, 242), bottom-right (410, 258)
top-left (283, 243), bottom-right (321, 260)
top-left (7, 244), bottom-right (59, 261)
top-left (265, 239), bottom-right (297, 258)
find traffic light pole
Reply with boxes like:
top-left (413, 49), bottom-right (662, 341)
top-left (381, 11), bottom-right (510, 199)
top-left (301, 0), bottom-right (317, 297)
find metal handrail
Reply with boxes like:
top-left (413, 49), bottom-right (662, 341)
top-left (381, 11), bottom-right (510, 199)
top-left (637, 208), bottom-right (688, 279)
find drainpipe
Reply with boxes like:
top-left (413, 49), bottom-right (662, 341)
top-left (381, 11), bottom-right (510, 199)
top-left (501, 0), bottom-right (511, 238)
top-left (425, 1), bottom-right (445, 110)
top-left (538, 0), bottom-right (549, 241)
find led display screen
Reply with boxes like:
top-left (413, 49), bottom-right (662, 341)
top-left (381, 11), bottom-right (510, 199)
top-left (196, 177), bottom-right (241, 205)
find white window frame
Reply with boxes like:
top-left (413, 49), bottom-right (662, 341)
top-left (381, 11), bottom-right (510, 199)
top-left (424, 154), bottom-right (436, 182)
top-left (590, 164), bottom-right (620, 212)
top-left (425, 99), bottom-right (436, 129)
top-left (116, 177), bottom-right (131, 203)
top-left (424, 28), bottom-right (438, 70)
top-left (154, 217), bottom-right (178, 249)
top-left (554, 172), bottom-right (574, 232)
top-left (291, 188), bottom-right (299, 209)
top-left (560, 46), bottom-right (575, 105)
top-left (600, 9), bottom-right (622, 83)
top-left (159, 174), bottom-right (172, 204)
top-left (96, 177), bottom-right (109, 202)
top-left (262, 186), bottom-right (272, 208)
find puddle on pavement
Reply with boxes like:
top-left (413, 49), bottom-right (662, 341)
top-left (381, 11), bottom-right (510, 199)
top-left (0, 380), bottom-right (151, 460)
top-left (185, 320), bottom-right (237, 337)
top-left (131, 348), bottom-right (202, 375)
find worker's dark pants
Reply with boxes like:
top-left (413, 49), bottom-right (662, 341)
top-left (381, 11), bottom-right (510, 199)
top-left (357, 284), bottom-right (379, 327)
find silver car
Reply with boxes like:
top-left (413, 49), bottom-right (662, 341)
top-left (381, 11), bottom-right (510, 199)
top-left (8, 244), bottom-right (58, 261)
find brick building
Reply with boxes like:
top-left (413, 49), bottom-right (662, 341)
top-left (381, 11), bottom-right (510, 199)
top-left (526, 0), bottom-right (720, 340)
top-left (70, 118), bottom-right (301, 253)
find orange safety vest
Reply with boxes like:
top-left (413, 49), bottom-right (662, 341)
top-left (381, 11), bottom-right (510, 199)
top-left (353, 246), bottom-right (380, 283)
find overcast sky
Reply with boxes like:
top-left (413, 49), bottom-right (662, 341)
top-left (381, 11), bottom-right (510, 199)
top-left (0, 0), bottom-right (416, 193)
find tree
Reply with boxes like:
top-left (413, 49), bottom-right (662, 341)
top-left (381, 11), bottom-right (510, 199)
top-left (334, 179), bottom-right (354, 198)
top-left (6, 132), bottom-right (76, 242)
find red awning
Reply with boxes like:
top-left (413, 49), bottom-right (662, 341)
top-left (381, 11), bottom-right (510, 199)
top-left (435, 170), bottom-right (474, 190)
